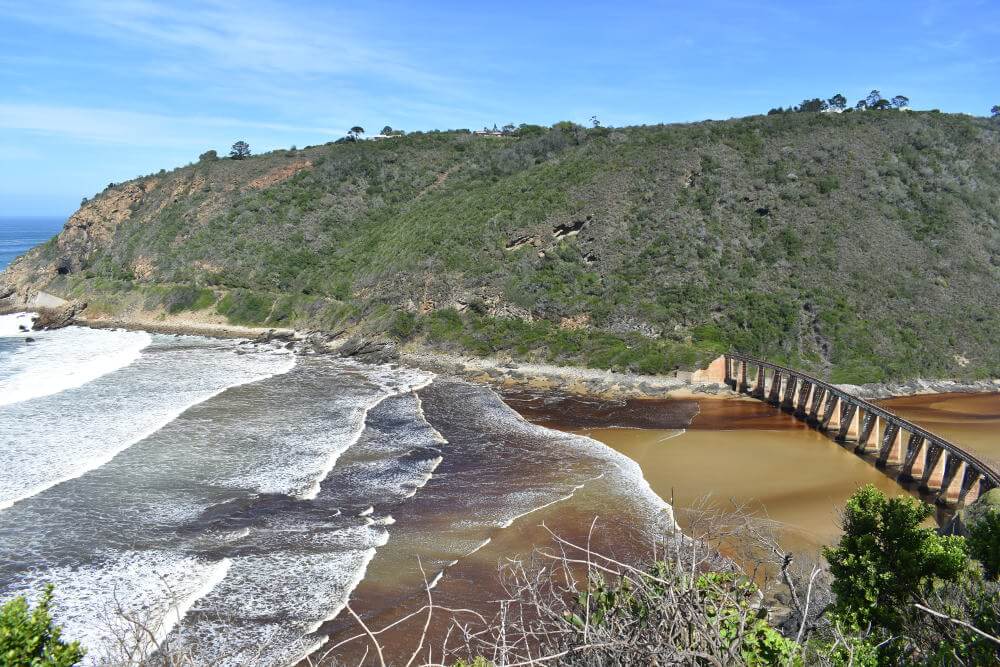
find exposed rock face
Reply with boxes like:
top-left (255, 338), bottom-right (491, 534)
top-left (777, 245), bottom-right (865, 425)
top-left (31, 301), bottom-right (85, 330)
top-left (58, 180), bottom-right (159, 274)
top-left (335, 336), bottom-right (399, 363)
top-left (246, 160), bottom-right (312, 190)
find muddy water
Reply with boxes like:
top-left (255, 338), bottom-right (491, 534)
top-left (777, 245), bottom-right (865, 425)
top-left (878, 393), bottom-right (1000, 470)
top-left (311, 380), bottom-right (676, 665)
top-left (504, 392), bottom-right (924, 557)
top-left (312, 388), bottom-right (999, 665)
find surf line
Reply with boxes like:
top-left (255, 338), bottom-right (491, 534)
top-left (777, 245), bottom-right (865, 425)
top-left (0, 350), bottom-right (297, 513)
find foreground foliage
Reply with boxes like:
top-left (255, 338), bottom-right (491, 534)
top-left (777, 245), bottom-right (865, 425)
top-left (0, 585), bottom-right (84, 666)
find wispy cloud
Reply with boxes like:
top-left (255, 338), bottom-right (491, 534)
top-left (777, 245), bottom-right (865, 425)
top-left (3, 0), bottom-right (467, 97)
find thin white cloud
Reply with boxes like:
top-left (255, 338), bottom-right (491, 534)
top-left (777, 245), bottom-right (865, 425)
top-left (3, 0), bottom-right (465, 96)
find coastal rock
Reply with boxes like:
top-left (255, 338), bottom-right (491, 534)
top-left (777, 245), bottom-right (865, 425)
top-left (31, 301), bottom-right (85, 331)
top-left (336, 336), bottom-right (399, 363)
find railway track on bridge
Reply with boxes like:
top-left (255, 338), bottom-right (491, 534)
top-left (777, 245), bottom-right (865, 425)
top-left (724, 353), bottom-right (999, 508)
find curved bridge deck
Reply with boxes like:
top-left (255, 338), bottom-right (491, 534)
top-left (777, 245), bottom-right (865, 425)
top-left (724, 353), bottom-right (999, 508)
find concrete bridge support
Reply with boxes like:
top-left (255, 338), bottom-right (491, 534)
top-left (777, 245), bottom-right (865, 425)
top-left (855, 412), bottom-right (881, 454)
top-left (921, 446), bottom-right (947, 492)
top-left (903, 437), bottom-right (928, 480)
top-left (939, 458), bottom-right (967, 505)
top-left (960, 470), bottom-right (984, 505)
top-left (781, 375), bottom-right (798, 412)
top-left (838, 403), bottom-right (861, 442)
top-left (808, 386), bottom-right (826, 422)
top-left (822, 394), bottom-right (842, 432)
top-left (720, 354), bottom-right (999, 509)
top-left (878, 425), bottom-right (905, 466)
top-left (752, 365), bottom-right (766, 398)
top-left (767, 370), bottom-right (782, 404)
top-left (794, 381), bottom-right (812, 418)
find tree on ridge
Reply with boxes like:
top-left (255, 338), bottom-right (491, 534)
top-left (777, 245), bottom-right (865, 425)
top-left (229, 141), bottom-right (251, 160)
top-left (827, 93), bottom-right (847, 111)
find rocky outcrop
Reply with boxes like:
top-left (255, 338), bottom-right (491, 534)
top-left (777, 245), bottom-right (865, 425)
top-left (844, 378), bottom-right (1000, 399)
top-left (335, 336), bottom-right (399, 364)
top-left (31, 301), bottom-right (85, 330)
top-left (57, 180), bottom-right (159, 274)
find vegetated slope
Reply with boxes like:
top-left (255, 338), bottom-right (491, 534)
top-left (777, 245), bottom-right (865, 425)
top-left (3, 112), bottom-right (1000, 383)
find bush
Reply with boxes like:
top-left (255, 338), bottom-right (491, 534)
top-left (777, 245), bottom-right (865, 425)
top-left (823, 485), bottom-right (968, 634)
top-left (160, 285), bottom-right (215, 313)
top-left (968, 505), bottom-right (1000, 580)
top-left (216, 289), bottom-right (274, 325)
top-left (0, 585), bottom-right (85, 666)
top-left (388, 310), bottom-right (419, 341)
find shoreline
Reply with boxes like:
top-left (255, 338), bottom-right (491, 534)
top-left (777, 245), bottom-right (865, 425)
top-left (6, 305), bottom-right (1000, 402)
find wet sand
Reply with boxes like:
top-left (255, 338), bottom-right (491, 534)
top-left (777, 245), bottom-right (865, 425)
top-left (309, 381), bottom-right (674, 665)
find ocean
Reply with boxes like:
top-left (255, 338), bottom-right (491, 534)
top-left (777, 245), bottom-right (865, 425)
top-left (0, 216), bottom-right (64, 271)
top-left (0, 219), bottom-right (673, 665)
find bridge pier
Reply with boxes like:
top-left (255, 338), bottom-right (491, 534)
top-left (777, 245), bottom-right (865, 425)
top-left (960, 472), bottom-right (984, 505)
top-left (856, 412), bottom-right (881, 454)
top-left (822, 394), bottom-right (842, 432)
top-left (767, 370), bottom-right (782, 404)
top-left (938, 457), bottom-right (966, 505)
top-left (720, 354), bottom-right (999, 509)
top-left (877, 425), bottom-right (905, 466)
top-left (780, 375), bottom-right (798, 412)
top-left (752, 365), bottom-right (766, 398)
top-left (838, 403), bottom-right (861, 442)
top-left (921, 446), bottom-right (947, 492)
top-left (903, 437), bottom-right (928, 480)
top-left (794, 381), bottom-right (812, 418)
top-left (808, 386), bottom-right (826, 423)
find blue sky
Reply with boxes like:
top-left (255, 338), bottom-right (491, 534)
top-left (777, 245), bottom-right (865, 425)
top-left (2, 0), bottom-right (998, 216)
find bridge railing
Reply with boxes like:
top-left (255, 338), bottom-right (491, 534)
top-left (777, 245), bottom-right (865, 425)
top-left (724, 352), bottom-right (999, 506)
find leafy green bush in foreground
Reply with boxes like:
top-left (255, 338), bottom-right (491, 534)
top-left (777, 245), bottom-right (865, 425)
top-left (0, 585), bottom-right (84, 666)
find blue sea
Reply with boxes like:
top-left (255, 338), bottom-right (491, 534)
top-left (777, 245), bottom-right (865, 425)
top-left (0, 217), bottom-right (64, 271)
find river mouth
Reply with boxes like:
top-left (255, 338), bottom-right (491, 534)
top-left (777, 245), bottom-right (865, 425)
top-left (502, 389), bottom-right (950, 557)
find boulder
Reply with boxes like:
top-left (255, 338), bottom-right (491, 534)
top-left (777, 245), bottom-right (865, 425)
top-left (31, 301), bottom-right (85, 331)
top-left (336, 336), bottom-right (399, 364)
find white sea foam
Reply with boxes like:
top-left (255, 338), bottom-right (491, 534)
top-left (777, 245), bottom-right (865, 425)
top-left (0, 332), bottom-right (296, 511)
top-left (478, 388), bottom-right (680, 531)
top-left (296, 366), bottom-right (435, 501)
top-left (9, 551), bottom-right (231, 666)
top-left (0, 324), bottom-right (152, 406)
top-left (0, 312), bottom-right (35, 337)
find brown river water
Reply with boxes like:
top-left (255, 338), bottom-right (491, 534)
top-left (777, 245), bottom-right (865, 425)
top-left (311, 387), bottom-right (1000, 665)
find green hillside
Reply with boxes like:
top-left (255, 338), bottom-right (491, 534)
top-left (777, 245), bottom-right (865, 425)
top-left (4, 111), bottom-right (1000, 383)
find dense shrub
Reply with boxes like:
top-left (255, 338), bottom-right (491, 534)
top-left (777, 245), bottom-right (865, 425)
top-left (0, 585), bottom-right (84, 666)
top-left (215, 289), bottom-right (274, 325)
top-left (823, 485), bottom-right (967, 634)
top-left (19, 112), bottom-right (1000, 382)
top-left (160, 285), bottom-right (215, 313)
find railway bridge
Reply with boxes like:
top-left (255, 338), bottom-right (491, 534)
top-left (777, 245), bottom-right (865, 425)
top-left (723, 353), bottom-right (999, 507)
